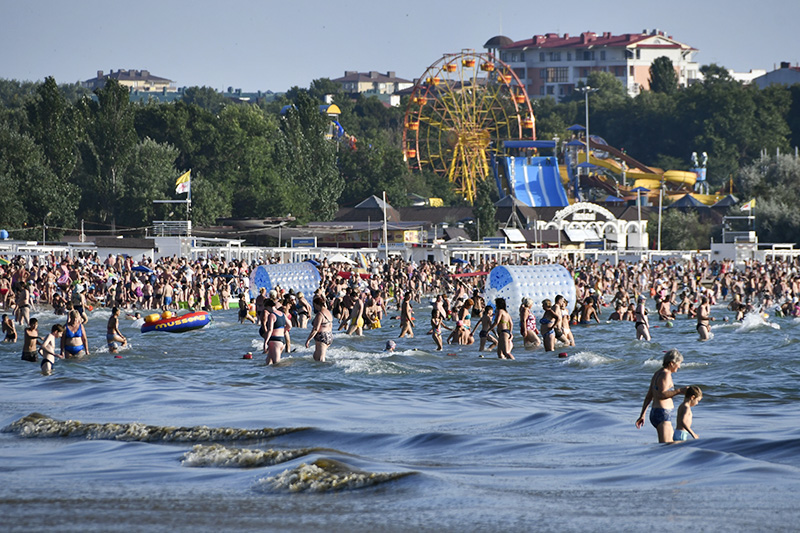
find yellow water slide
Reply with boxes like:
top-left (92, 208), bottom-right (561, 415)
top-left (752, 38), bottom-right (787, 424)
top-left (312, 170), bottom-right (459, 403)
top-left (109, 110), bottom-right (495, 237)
top-left (588, 154), bottom-right (697, 189)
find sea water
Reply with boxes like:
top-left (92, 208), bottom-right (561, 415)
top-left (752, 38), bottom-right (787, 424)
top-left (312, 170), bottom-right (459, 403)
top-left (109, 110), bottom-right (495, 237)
top-left (2, 303), bottom-right (800, 532)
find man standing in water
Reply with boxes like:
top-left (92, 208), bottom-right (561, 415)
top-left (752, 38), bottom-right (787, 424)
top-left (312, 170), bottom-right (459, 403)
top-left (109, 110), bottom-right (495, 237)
top-left (399, 291), bottom-right (414, 338)
top-left (635, 349), bottom-right (687, 443)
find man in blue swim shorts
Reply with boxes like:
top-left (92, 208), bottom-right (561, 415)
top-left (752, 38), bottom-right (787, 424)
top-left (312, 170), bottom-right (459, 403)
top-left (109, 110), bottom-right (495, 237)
top-left (635, 349), bottom-right (687, 443)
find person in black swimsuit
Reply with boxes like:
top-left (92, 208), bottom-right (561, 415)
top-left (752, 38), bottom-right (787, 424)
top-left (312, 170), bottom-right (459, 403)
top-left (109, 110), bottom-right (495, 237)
top-left (305, 296), bottom-right (333, 362)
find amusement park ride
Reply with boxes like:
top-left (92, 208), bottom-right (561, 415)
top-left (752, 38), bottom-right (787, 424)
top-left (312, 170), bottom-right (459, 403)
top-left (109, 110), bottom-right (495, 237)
top-left (403, 49), bottom-right (721, 207)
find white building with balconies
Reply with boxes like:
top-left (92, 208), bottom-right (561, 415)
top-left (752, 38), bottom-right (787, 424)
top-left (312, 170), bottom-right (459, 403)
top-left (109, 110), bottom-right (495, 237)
top-left (485, 30), bottom-right (699, 101)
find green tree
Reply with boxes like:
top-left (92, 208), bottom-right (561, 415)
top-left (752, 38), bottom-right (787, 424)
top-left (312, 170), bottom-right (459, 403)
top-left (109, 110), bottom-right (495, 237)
top-left (275, 92), bottom-right (343, 222)
top-left (338, 132), bottom-right (409, 206)
top-left (0, 124), bottom-right (79, 237)
top-left (216, 104), bottom-right (286, 218)
top-left (117, 138), bottom-right (179, 227)
top-left (699, 63), bottom-right (734, 84)
top-left (308, 78), bottom-right (344, 103)
top-left (76, 79), bottom-right (137, 227)
top-left (649, 56), bottom-right (678, 95)
top-left (736, 154), bottom-right (800, 244)
top-left (470, 178), bottom-right (498, 240)
top-left (182, 86), bottom-right (228, 114)
top-left (648, 209), bottom-right (712, 250)
top-left (25, 76), bottom-right (81, 180)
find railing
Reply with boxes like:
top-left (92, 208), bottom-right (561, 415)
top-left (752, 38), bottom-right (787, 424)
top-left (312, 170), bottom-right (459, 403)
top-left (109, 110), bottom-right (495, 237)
top-left (150, 220), bottom-right (191, 237)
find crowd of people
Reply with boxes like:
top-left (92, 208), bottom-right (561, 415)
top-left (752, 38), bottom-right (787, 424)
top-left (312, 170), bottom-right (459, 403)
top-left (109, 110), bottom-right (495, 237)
top-left (4, 250), bottom-right (799, 440)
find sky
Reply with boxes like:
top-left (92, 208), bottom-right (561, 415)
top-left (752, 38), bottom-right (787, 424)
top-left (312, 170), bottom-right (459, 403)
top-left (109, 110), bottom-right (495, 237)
top-left (2, 0), bottom-right (798, 93)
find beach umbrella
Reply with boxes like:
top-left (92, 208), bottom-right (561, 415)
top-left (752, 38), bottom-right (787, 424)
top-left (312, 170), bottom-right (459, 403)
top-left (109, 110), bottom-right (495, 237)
top-left (131, 265), bottom-right (153, 273)
top-left (451, 258), bottom-right (469, 264)
top-left (576, 162), bottom-right (597, 169)
top-left (630, 186), bottom-right (650, 193)
top-left (566, 139), bottom-right (585, 147)
top-left (604, 195), bottom-right (625, 202)
top-left (567, 124), bottom-right (586, 132)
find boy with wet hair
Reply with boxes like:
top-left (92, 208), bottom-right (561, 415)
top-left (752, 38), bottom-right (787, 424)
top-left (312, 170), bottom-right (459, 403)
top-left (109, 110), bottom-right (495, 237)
top-left (673, 386), bottom-right (702, 441)
top-left (40, 324), bottom-right (65, 375)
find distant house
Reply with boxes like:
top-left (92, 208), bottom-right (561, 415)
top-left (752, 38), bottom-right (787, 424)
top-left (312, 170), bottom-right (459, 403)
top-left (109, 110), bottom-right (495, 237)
top-left (82, 69), bottom-right (176, 92)
top-left (753, 62), bottom-right (800, 89)
top-left (728, 69), bottom-right (767, 85)
top-left (486, 29), bottom-right (699, 101)
top-left (332, 71), bottom-right (413, 105)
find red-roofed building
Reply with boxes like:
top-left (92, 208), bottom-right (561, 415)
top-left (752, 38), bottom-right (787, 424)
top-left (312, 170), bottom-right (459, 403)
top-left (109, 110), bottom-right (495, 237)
top-left (484, 30), bottom-right (699, 101)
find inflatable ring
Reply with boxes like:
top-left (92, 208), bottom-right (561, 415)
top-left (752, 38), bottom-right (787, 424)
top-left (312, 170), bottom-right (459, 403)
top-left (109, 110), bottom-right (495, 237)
top-left (141, 311), bottom-right (211, 333)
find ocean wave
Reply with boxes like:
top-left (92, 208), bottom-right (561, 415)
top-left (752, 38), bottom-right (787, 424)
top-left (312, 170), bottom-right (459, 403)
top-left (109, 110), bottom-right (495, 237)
top-left (496, 409), bottom-right (619, 435)
top-left (3, 413), bottom-right (309, 442)
top-left (258, 458), bottom-right (413, 492)
top-left (561, 351), bottom-right (616, 367)
top-left (735, 312), bottom-right (780, 332)
top-left (181, 443), bottom-right (316, 468)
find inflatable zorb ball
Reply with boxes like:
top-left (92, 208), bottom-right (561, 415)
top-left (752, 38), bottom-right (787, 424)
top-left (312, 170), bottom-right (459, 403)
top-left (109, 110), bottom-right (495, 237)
top-left (249, 262), bottom-right (321, 299)
top-left (485, 264), bottom-right (576, 317)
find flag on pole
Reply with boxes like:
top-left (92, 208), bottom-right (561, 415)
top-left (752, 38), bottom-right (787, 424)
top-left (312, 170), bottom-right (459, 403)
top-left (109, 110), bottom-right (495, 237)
top-left (175, 170), bottom-right (191, 194)
top-left (740, 198), bottom-right (756, 211)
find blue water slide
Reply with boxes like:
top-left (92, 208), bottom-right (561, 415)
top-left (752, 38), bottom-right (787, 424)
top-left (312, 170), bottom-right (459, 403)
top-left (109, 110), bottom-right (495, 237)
top-left (508, 156), bottom-right (569, 207)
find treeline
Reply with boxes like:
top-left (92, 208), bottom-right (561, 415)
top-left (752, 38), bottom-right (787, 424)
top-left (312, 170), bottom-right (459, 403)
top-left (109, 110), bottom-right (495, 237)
top-left (1, 61), bottom-right (799, 244)
top-left (0, 77), bottom-right (450, 240)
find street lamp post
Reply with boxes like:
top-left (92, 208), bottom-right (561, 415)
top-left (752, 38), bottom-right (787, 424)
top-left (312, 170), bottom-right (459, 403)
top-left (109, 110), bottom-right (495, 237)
top-left (42, 211), bottom-right (52, 244)
top-left (577, 86), bottom-right (599, 166)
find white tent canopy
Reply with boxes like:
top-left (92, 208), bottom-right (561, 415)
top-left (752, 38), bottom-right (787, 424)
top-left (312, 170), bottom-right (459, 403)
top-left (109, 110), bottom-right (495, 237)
top-left (326, 253), bottom-right (356, 265)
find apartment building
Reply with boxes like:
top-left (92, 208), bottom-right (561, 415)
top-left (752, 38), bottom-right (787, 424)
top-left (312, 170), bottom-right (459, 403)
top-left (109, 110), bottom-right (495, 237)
top-left (332, 71), bottom-right (413, 95)
top-left (485, 30), bottom-right (699, 101)
top-left (83, 69), bottom-right (175, 92)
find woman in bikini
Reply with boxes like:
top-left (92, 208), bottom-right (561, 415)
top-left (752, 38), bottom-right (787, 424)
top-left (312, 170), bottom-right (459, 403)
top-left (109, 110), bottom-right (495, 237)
top-left (295, 292), bottom-right (312, 329)
top-left (305, 296), bottom-right (333, 362)
top-left (539, 299), bottom-right (560, 352)
top-left (696, 295), bottom-right (713, 341)
top-left (263, 298), bottom-right (290, 365)
top-left (519, 298), bottom-right (541, 348)
top-left (634, 294), bottom-right (651, 341)
top-left (62, 309), bottom-right (89, 357)
top-left (490, 298), bottom-right (514, 360)
top-left (557, 295), bottom-right (575, 347)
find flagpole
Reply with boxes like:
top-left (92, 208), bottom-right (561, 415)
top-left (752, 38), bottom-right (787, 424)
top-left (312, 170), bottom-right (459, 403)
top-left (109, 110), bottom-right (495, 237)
top-left (187, 174), bottom-right (192, 237)
top-left (382, 191), bottom-right (389, 263)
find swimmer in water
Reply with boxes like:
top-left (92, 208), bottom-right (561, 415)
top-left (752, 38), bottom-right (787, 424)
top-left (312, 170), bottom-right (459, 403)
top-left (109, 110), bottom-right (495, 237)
top-left (696, 295), bottom-right (713, 341)
top-left (673, 385), bottom-right (702, 441)
top-left (471, 306), bottom-right (497, 352)
top-left (489, 298), bottom-right (514, 360)
top-left (106, 307), bottom-right (127, 353)
top-left (634, 294), bottom-right (651, 341)
top-left (40, 324), bottom-right (65, 375)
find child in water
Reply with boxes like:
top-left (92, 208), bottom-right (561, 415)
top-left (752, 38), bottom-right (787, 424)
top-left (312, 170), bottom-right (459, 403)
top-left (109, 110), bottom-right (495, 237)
top-left (673, 385), bottom-right (702, 441)
top-left (40, 324), bottom-right (65, 375)
top-left (2, 314), bottom-right (17, 342)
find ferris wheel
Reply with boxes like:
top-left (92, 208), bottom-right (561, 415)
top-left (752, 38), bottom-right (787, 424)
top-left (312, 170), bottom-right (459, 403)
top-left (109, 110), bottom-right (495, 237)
top-left (403, 49), bottom-right (536, 204)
